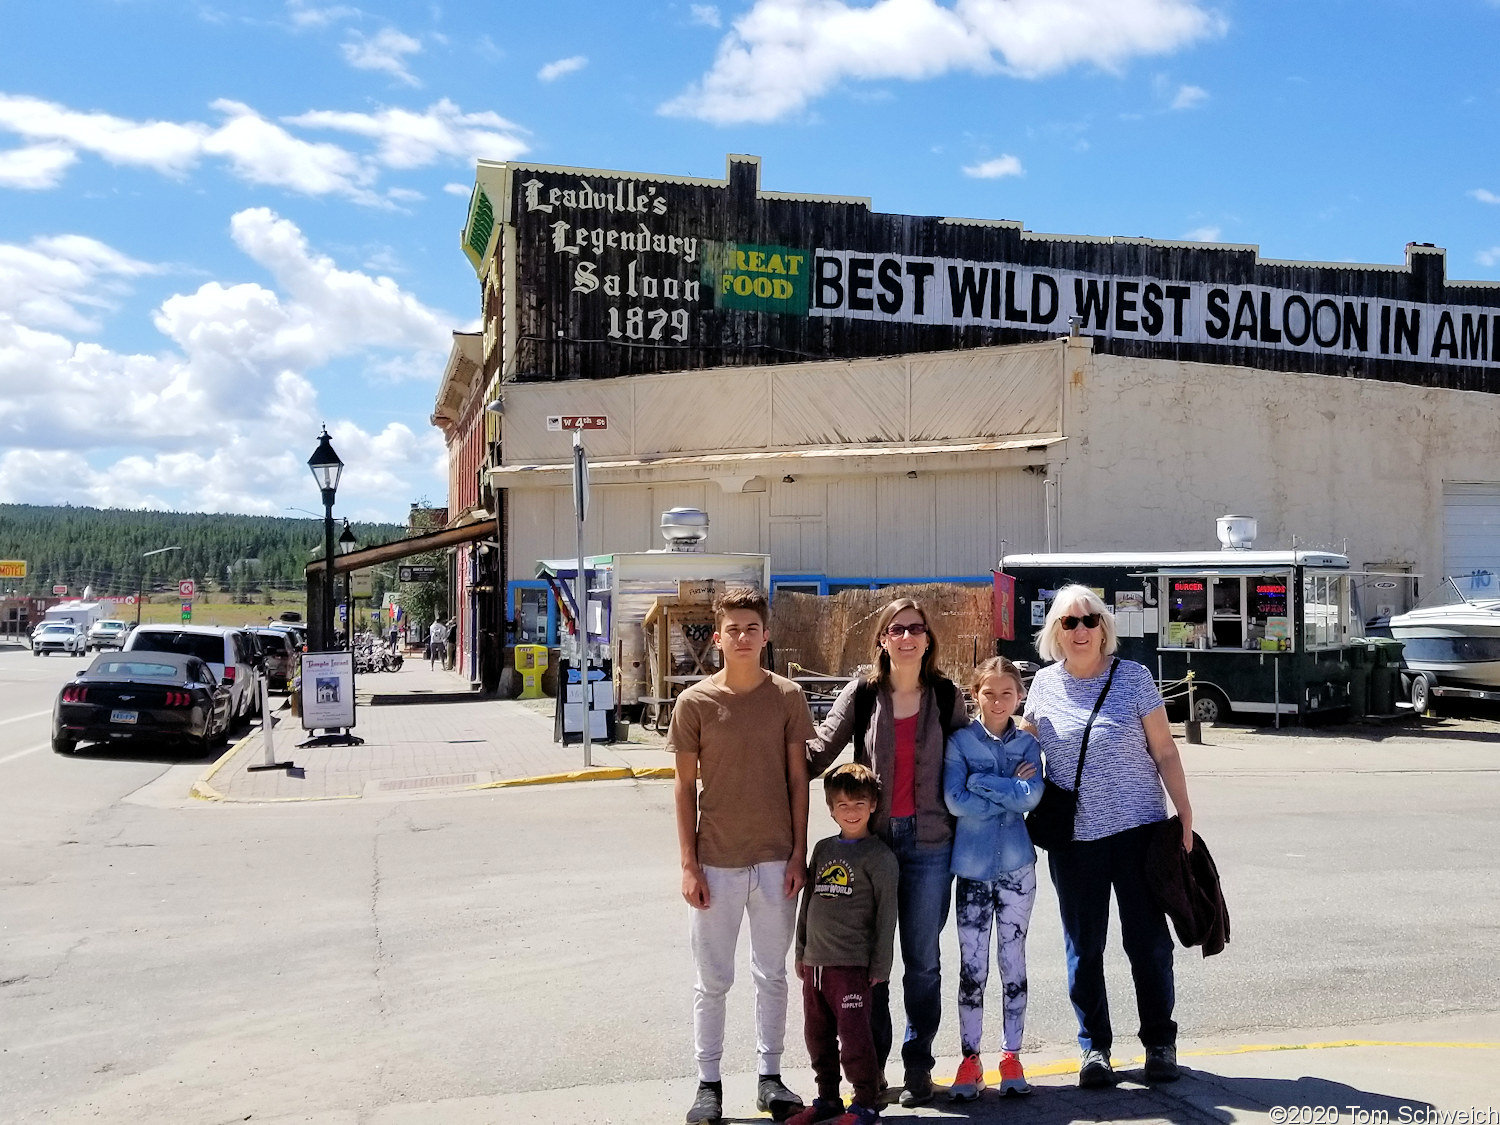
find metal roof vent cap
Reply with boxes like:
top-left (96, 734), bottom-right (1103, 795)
top-left (1216, 515), bottom-right (1258, 550)
top-left (661, 507), bottom-right (710, 553)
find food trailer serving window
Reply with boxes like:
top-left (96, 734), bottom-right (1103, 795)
top-left (1158, 572), bottom-right (1295, 651)
top-left (1302, 572), bottom-right (1351, 650)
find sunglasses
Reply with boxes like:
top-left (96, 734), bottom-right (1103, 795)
top-left (1060, 614), bottom-right (1101, 631)
top-left (884, 622), bottom-right (928, 637)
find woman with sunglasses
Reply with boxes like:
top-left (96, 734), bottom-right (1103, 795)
top-left (1022, 584), bottom-right (1195, 1090)
top-left (806, 598), bottom-right (969, 1107)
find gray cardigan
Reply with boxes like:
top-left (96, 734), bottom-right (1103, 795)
top-left (807, 677), bottom-right (968, 846)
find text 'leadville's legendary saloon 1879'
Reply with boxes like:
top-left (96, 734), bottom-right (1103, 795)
top-left (431, 153), bottom-right (1500, 715)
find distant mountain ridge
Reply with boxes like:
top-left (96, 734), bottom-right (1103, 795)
top-left (0, 503), bottom-right (407, 599)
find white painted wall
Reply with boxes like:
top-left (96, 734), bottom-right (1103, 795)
top-left (1055, 349), bottom-right (1500, 587)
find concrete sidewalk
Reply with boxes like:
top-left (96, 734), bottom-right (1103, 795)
top-left (194, 662), bottom-right (675, 802)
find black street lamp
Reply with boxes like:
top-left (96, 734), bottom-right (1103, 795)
top-left (339, 519), bottom-right (357, 647)
top-left (307, 426), bottom-right (344, 651)
top-left (135, 546), bottom-right (182, 627)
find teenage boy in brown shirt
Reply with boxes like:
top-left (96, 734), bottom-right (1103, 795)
top-left (671, 588), bottom-right (815, 1125)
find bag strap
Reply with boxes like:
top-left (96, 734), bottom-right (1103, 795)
top-left (1070, 657), bottom-right (1120, 792)
top-left (852, 680), bottom-right (878, 754)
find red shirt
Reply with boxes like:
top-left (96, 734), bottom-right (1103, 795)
top-left (890, 713), bottom-right (918, 817)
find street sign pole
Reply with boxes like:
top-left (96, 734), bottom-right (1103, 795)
top-left (573, 428), bottom-right (592, 768)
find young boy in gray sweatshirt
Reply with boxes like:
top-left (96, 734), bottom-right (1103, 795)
top-left (792, 763), bottom-right (899, 1125)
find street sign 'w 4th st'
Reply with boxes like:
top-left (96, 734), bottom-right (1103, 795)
top-left (547, 415), bottom-right (608, 431)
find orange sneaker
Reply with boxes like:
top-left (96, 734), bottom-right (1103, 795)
top-left (948, 1053), bottom-right (985, 1101)
top-left (998, 1051), bottom-right (1031, 1096)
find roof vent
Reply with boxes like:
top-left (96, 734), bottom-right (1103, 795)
top-left (1216, 515), bottom-right (1257, 550)
top-left (660, 507), bottom-right (709, 553)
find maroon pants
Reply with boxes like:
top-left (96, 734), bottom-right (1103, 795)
top-left (802, 965), bottom-right (879, 1108)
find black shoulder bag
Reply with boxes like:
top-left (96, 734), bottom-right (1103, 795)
top-left (1025, 658), bottom-right (1119, 851)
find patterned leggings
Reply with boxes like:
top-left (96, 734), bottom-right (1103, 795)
top-left (955, 864), bottom-right (1037, 1055)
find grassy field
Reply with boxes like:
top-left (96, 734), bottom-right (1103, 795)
top-left (126, 595), bottom-right (310, 628)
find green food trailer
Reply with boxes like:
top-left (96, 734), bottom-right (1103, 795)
top-left (996, 549), bottom-right (1366, 724)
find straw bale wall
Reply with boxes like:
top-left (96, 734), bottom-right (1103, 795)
top-left (770, 584), bottom-right (996, 682)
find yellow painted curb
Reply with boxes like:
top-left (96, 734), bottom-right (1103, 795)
top-left (476, 766), bottom-right (634, 789)
top-left (190, 727), bottom-right (258, 801)
top-left (984, 1038), bottom-right (1500, 1083)
top-left (630, 766), bottom-right (677, 780)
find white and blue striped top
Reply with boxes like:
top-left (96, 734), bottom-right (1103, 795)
top-left (1024, 659), bottom-right (1168, 842)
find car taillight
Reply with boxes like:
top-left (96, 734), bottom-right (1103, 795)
top-left (222, 667), bottom-right (236, 683)
top-left (62, 685), bottom-right (88, 703)
top-left (165, 690), bottom-right (193, 707)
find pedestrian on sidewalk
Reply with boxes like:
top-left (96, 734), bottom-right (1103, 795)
top-left (428, 619), bottom-right (447, 669)
top-left (942, 657), bottom-right (1043, 1101)
top-left (1021, 584), bottom-right (1197, 1089)
top-left (671, 588), bottom-right (814, 1125)
top-left (791, 762), bottom-right (898, 1125)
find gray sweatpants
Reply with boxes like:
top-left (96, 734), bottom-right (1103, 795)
top-left (955, 864), bottom-right (1037, 1055)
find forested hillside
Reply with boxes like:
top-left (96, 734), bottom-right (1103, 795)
top-left (0, 504), bottom-right (407, 599)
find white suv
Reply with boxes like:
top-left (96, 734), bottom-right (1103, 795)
top-left (123, 625), bottom-right (261, 725)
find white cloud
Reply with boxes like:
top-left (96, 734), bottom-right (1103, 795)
top-left (443, 182), bottom-right (472, 196)
top-left (538, 55), bottom-right (588, 82)
top-left (285, 99), bottom-right (528, 167)
top-left (0, 144), bottom-right (78, 189)
top-left (691, 4), bottom-right (722, 27)
top-left (0, 212), bottom-right (450, 516)
top-left (203, 100), bottom-right (380, 202)
top-left (963, 154), bottom-right (1023, 179)
top-left (342, 28), bottom-right (423, 86)
top-left (0, 93), bottom-right (519, 205)
top-left (0, 92), bottom-right (208, 174)
top-left (1479, 247), bottom-right (1500, 267)
top-left (286, 1), bottom-right (361, 28)
top-left (1185, 225), bottom-right (1221, 241)
top-left (1170, 83), bottom-right (1207, 109)
top-left (662, 0), bottom-right (1226, 123)
top-left (0, 234), bottom-right (158, 333)
top-left (1470, 188), bottom-right (1500, 205)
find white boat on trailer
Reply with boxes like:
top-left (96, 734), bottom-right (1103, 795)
top-left (1386, 579), bottom-right (1500, 703)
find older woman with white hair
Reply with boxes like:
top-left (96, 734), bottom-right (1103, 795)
top-left (1020, 584), bottom-right (1195, 1090)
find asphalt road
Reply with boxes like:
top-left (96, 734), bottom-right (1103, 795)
top-left (1, 645), bottom-right (1497, 1123)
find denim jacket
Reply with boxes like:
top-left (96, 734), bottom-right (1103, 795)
top-left (942, 717), bottom-right (1044, 880)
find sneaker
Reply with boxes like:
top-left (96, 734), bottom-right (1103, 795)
top-left (948, 1054), bottom-right (986, 1101)
top-left (998, 1051), bottom-right (1032, 1096)
top-left (756, 1074), bottom-right (805, 1122)
top-left (898, 1070), bottom-right (934, 1107)
top-left (786, 1098), bottom-right (845, 1125)
top-left (1078, 1048), bottom-right (1116, 1089)
top-left (829, 1106), bottom-right (881, 1125)
top-left (1143, 1044), bottom-right (1181, 1083)
top-left (686, 1080), bottom-right (723, 1124)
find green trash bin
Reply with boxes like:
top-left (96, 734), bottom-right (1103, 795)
top-left (1366, 637), bottom-right (1405, 714)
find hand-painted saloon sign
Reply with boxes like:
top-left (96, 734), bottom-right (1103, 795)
top-left (466, 155), bottom-right (1500, 392)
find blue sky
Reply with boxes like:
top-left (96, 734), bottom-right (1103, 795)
top-left (2, 0), bottom-right (1497, 522)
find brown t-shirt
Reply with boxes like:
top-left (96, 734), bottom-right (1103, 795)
top-left (668, 672), bottom-right (816, 869)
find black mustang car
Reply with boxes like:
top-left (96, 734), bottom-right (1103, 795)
top-left (52, 652), bottom-right (232, 755)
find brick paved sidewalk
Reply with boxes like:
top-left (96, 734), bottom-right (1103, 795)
top-left (195, 663), bottom-right (674, 802)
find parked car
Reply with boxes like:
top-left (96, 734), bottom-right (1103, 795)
top-left (122, 625), bottom-right (260, 725)
top-left (87, 619), bottom-right (132, 651)
top-left (52, 652), bottom-right (231, 755)
top-left (32, 622), bottom-right (87, 656)
top-left (251, 628), bottom-right (297, 691)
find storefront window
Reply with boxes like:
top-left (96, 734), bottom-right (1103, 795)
top-left (1248, 576), bottom-right (1291, 650)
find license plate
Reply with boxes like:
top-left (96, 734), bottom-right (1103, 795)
top-left (110, 710), bottom-right (138, 724)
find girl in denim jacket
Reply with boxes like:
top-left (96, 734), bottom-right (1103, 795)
top-left (941, 657), bottom-right (1044, 1100)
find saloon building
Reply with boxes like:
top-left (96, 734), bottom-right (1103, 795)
top-left (434, 153), bottom-right (1500, 666)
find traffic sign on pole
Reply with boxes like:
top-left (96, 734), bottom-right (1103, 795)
top-left (179, 579), bottom-right (196, 598)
